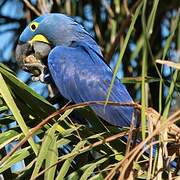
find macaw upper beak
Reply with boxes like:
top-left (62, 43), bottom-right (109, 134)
top-left (16, 41), bottom-right (51, 64)
top-left (16, 41), bottom-right (33, 68)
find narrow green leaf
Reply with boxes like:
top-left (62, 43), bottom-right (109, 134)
top-left (56, 141), bottom-right (87, 179)
top-left (0, 73), bottom-right (38, 154)
top-left (130, 37), bottom-right (144, 60)
top-left (66, 164), bottom-right (93, 180)
top-left (0, 106), bottom-right (8, 113)
top-left (163, 70), bottom-right (178, 119)
top-left (56, 138), bottom-right (71, 147)
top-left (31, 123), bottom-right (58, 179)
top-left (86, 133), bottom-right (105, 140)
top-left (159, 9), bottom-right (180, 112)
top-left (0, 115), bottom-right (15, 125)
top-left (0, 64), bottom-right (55, 117)
top-left (141, 0), bottom-right (148, 140)
top-left (89, 173), bottom-right (104, 180)
top-left (80, 157), bottom-right (108, 180)
top-left (105, 2), bottom-right (142, 105)
top-left (45, 136), bottom-right (58, 180)
top-left (0, 147), bottom-right (31, 173)
top-left (0, 130), bottom-right (21, 147)
top-left (62, 127), bottom-right (81, 137)
top-left (147, 0), bottom-right (159, 33)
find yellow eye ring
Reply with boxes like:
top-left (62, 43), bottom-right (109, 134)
top-left (29, 22), bottom-right (39, 32)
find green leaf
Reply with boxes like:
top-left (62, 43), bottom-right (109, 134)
top-left (0, 64), bottom-right (55, 119)
top-left (66, 164), bottom-right (93, 180)
top-left (0, 73), bottom-right (38, 154)
top-left (163, 70), bottom-right (178, 119)
top-left (80, 157), bottom-right (108, 180)
top-left (0, 147), bottom-right (31, 173)
top-left (56, 141), bottom-right (87, 179)
top-left (89, 173), bottom-right (104, 180)
top-left (141, 0), bottom-right (148, 140)
top-left (56, 138), bottom-right (71, 147)
top-left (0, 130), bottom-right (21, 148)
top-left (45, 136), bottom-right (58, 180)
top-left (0, 106), bottom-right (8, 113)
top-left (105, 2), bottom-right (143, 105)
top-left (159, 9), bottom-right (180, 112)
top-left (31, 123), bottom-right (58, 179)
top-left (86, 133), bottom-right (105, 140)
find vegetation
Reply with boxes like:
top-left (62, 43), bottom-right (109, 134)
top-left (0, 0), bottom-right (180, 179)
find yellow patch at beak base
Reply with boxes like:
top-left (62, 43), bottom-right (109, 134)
top-left (29, 34), bottom-right (50, 44)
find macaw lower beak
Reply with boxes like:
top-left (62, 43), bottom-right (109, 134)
top-left (16, 41), bottom-right (52, 82)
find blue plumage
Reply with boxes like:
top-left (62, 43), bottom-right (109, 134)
top-left (18, 13), bottom-right (135, 127)
top-left (48, 42), bottom-right (134, 126)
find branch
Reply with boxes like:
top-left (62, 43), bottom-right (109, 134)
top-left (23, 0), bottom-right (41, 16)
top-left (0, 101), bottom-right (138, 165)
top-left (105, 0), bottom-right (141, 63)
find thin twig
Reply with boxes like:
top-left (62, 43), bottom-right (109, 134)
top-left (125, 112), bottom-right (135, 155)
top-left (135, 139), bottom-right (175, 163)
top-left (105, 0), bottom-right (141, 63)
top-left (38, 0), bottom-right (53, 14)
top-left (0, 101), bottom-right (138, 166)
top-left (101, 0), bottom-right (114, 18)
top-left (33, 130), bottom-right (129, 180)
top-left (23, 0), bottom-right (41, 16)
top-left (105, 110), bottom-right (180, 180)
top-left (123, 0), bottom-right (131, 16)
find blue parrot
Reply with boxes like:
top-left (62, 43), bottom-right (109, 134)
top-left (17, 13), bottom-right (135, 127)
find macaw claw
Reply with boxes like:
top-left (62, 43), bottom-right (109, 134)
top-left (23, 62), bottom-right (48, 83)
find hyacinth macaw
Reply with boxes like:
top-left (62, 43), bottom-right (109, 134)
top-left (17, 13), bottom-right (135, 127)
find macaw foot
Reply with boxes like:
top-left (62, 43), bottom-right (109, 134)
top-left (16, 41), bottom-right (52, 83)
top-left (23, 63), bottom-right (49, 83)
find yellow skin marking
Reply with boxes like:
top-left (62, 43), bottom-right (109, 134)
top-left (29, 34), bottom-right (50, 44)
top-left (29, 21), bottom-right (50, 44)
top-left (29, 22), bottom-right (39, 32)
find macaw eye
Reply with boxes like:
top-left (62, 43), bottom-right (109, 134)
top-left (30, 22), bottom-right (39, 32)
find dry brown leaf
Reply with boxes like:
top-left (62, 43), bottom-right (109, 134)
top-left (156, 59), bottom-right (180, 69)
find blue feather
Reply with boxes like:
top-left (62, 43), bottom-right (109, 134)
top-left (48, 42), bottom-right (135, 127)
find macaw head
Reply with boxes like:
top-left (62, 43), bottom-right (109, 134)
top-left (16, 13), bottom-right (100, 80)
top-left (19, 13), bottom-right (91, 47)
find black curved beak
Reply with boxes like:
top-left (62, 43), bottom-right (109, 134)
top-left (15, 41), bottom-right (52, 82)
top-left (17, 40), bottom-right (26, 45)
top-left (16, 41), bottom-right (51, 63)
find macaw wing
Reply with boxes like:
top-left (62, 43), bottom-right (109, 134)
top-left (48, 42), bottom-right (135, 127)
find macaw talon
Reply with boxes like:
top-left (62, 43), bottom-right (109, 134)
top-left (31, 74), bottom-right (45, 83)
top-left (23, 63), bottom-right (48, 82)
top-left (32, 73), bottom-right (51, 83)
top-left (23, 62), bottom-right (45, 75)
top-left (37, 71), bottom-right (49, 83)
top-left (43, 74), bottom-right (51, 84)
